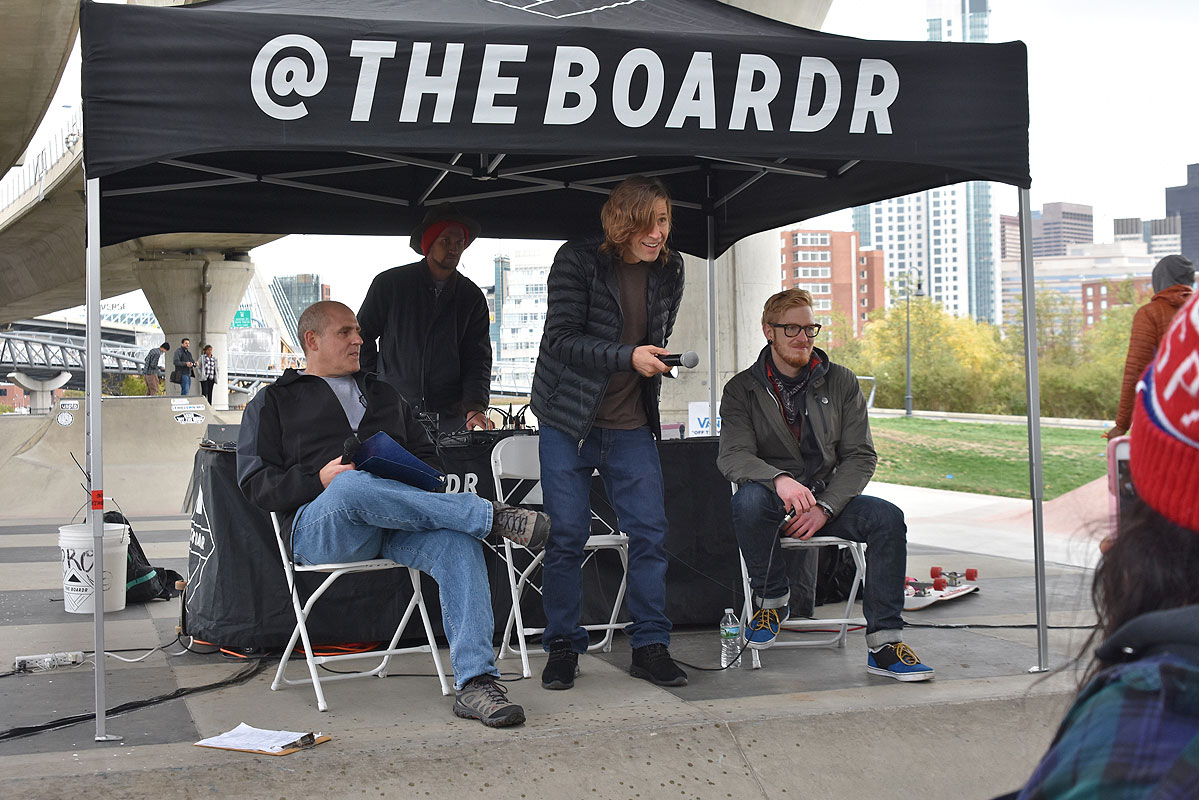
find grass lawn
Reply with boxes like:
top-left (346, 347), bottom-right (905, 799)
top-left (869, 416), bottom-right (1108, 500)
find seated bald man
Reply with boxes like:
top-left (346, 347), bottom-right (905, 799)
top-left (238, 300), bottom-right (548, 727)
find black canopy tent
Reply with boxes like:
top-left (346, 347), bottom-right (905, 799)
top-left (78, 0), bottom-right (1045, 740)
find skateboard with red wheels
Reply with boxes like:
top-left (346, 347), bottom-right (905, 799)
top-left (904, 566), bottom-right (979, 610)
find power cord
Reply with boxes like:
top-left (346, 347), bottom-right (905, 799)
top-left (0, 658), bottom-right (269, 742)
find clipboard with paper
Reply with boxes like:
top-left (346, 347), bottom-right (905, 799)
top-left (353, 431), bottom-right (446, 492)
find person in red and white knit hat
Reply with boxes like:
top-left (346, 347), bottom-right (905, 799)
top-left (1008, 290), bottom-right (1199, 799)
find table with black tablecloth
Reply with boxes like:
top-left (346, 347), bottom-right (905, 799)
top-left (183, 433), bottom-right (813, 650)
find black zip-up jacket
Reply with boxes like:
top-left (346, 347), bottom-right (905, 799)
top-left (531, 236), bottom-right (685, 446)
top-left (357, 260), bottom-right (492, 420)
top-left (236, 369), bottom-right (441, 546)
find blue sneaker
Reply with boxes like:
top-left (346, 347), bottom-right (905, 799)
top-left (867, 642), bottom-right (935, 682)
top-left (745, 606), bottom-right (787, 650)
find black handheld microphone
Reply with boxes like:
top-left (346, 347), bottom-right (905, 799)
top-left (656, 350), bottom-right (700, 368)
top-left (341, 434), bottom-right (361, 465)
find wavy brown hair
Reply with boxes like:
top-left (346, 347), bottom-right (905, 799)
top-left (600, 176), bottom-right (672, 264)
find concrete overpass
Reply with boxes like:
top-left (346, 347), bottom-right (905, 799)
top-left (0, 0), bottom-right (79, 176)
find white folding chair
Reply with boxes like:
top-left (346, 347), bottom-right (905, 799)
top-left (269, 512), bottom-right (451, 711)
top-left (489, 434), bottom-right (630, 679)
top-left (732, 486), bottom-right (867, 669)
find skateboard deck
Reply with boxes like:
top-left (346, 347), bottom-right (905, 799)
top-left (904, 567), bottom-right (979, 611)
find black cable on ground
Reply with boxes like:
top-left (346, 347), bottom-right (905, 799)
top-left (0, 658), bottom-right (269, 743)
top-left (904, 621), bottom-right (1096, 630)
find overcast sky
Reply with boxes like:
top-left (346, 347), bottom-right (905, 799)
top-left (28, 0), bottom-right (1199, 313)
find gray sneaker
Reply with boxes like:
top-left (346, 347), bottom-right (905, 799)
top-left (490, 501), bottom-right (550, 550)
top-left (453, 674), bottom-right (526, 728)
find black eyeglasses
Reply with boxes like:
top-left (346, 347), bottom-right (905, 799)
top-left (768, 322), bottom-right (822, 338)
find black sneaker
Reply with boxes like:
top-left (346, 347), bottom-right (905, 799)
top-left (630, 643), bottom-right (688, 687)
top-left (541, 638), bottom-right (579, 690)
top-left (490, 501), bottom-right (551, 550)
top-left (453, 674), bottom-right (526, 728)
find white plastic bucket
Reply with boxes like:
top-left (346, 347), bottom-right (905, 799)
top-left (58, 523), bottom-right (129, 613)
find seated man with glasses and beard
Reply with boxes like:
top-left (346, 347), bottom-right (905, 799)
top-left (716, 289), bottom-right (934, 681)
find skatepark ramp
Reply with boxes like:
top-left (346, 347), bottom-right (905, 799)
top-left (0, 396), bottom-right (238, 520)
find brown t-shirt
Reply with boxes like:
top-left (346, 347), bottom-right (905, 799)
top-left (594, 260), bottom-right (649, 430)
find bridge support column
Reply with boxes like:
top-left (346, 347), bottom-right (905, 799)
top-left (7, 370), bottom-right (71, 415)
top-left (136, 253), bottom-right (254, 411)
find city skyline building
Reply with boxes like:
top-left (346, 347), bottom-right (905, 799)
top-left (1030, 202), bottom-right (1094, 258)
top-left (269, 273), bottom-right (331, 331)
top-left (491, 247), bottom-right (550, 392)
top-left (999, 240), bottom-right (1156, 329)
top-left (778, 227), bottom-right (885, 342)
top-left (852, 0), bottom-right (997, 324)
top-left (1165, 163), bottom-right (1199, 266)
top-left (1114, 215), bottom-right (1181, 257)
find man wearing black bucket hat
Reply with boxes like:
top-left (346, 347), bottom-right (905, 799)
top-left (358, 203), bottom-right (494, 435)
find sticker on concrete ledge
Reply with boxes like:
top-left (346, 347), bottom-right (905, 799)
top-left (57, 411), bottom-right (74, 427)
top-left (171, 403), bottom-right (205, 412)
top-left (60, 399), bottom-right (80, 411)
top-left (174, 412), bottom-right (206, 425)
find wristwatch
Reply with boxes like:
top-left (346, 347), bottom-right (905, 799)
top-left (815, 501), bottom-right (834, 519)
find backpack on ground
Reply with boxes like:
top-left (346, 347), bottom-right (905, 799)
top-left (103, 511), bottom-right (183, 602)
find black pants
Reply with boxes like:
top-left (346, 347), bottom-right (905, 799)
top-left (200, 379), bottom-right (214, 404)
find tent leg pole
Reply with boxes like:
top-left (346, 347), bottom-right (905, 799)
top-left (86, 176), bottom-right (121, 742)
top-left (705, 181), bottom-right (718, 434)
top-left (1017, 187), bottom-right (1050, 673)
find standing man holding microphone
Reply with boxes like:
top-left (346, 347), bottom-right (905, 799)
top-left (532, 175), bottom-right (687, 690)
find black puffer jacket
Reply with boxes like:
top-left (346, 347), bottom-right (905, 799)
top-left (531, 237), bottom-right (685, 446)
top-left (357, 261), bottom-right (492, 419)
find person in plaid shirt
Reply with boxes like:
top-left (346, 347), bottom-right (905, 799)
top-left (1005, 290), bottom-right (1199, 799)
top-left (199, 344), bottom-right (217, 404)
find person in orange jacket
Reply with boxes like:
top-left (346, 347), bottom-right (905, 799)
top-left (1106, 254), bottom-right (1194, 439)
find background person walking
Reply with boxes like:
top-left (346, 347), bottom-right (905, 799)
top-left (199, 344), bottom-right (217, 404)
top-left (143, 342), bottom-right (169, 396)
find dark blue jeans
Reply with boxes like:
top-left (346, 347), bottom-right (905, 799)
top-left (730, 482), bottom-right (907, 648)
top-left (538, 424), bottom-right (671, 652)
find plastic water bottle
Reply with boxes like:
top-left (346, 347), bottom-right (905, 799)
top-left (719, 608), bottom-right (742, 669)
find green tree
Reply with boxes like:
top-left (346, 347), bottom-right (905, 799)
top-left (852, 297), bottom-right (1016, 413)
top-left (120, 375), bottom-right (148, 396)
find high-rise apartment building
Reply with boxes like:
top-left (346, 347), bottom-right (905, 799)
top-left (1114, 216), bottom-right (1181, 257)
top-left (269, 273), bottom-right (331, 329)
top-left (852, 0), bottom-right (997, 323)
top-left (491, 248), bottom-right (549, 392)
top-left (999, 214), bottom-right (1021, 260)
top-left (1031, 202), bottom-right (1093, 258)
top-left (1165, 163), bottom-right (1199, 266)
top-left (778, 228), bottom-right (884, 341)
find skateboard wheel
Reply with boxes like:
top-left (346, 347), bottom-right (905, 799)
top-left (933, 577), bottom-right (947, 591)
top-left (930, 566), bottom-right (943, 579)
top-left (965, 568), bottom-right (978, 581)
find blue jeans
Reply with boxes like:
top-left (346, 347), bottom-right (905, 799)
top-left (538, 424), bottom-right (671, 652)
top-left (179, 373), bottom-right (192, 395)
top-left (291, 469), bottom-right (498, 690)
top-left (729, 482), bottom-right (907, 649)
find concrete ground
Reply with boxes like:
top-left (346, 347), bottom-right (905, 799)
top-left (0, 473), bottom-right (1105, 800)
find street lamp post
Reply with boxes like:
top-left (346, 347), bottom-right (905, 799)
top-left (904, 269), bottom-right (924, 417)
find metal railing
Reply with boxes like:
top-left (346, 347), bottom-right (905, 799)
top-left (0, 332), bottom-right (288, 382)
top-left (0, 108), bottom-right (82, 214)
